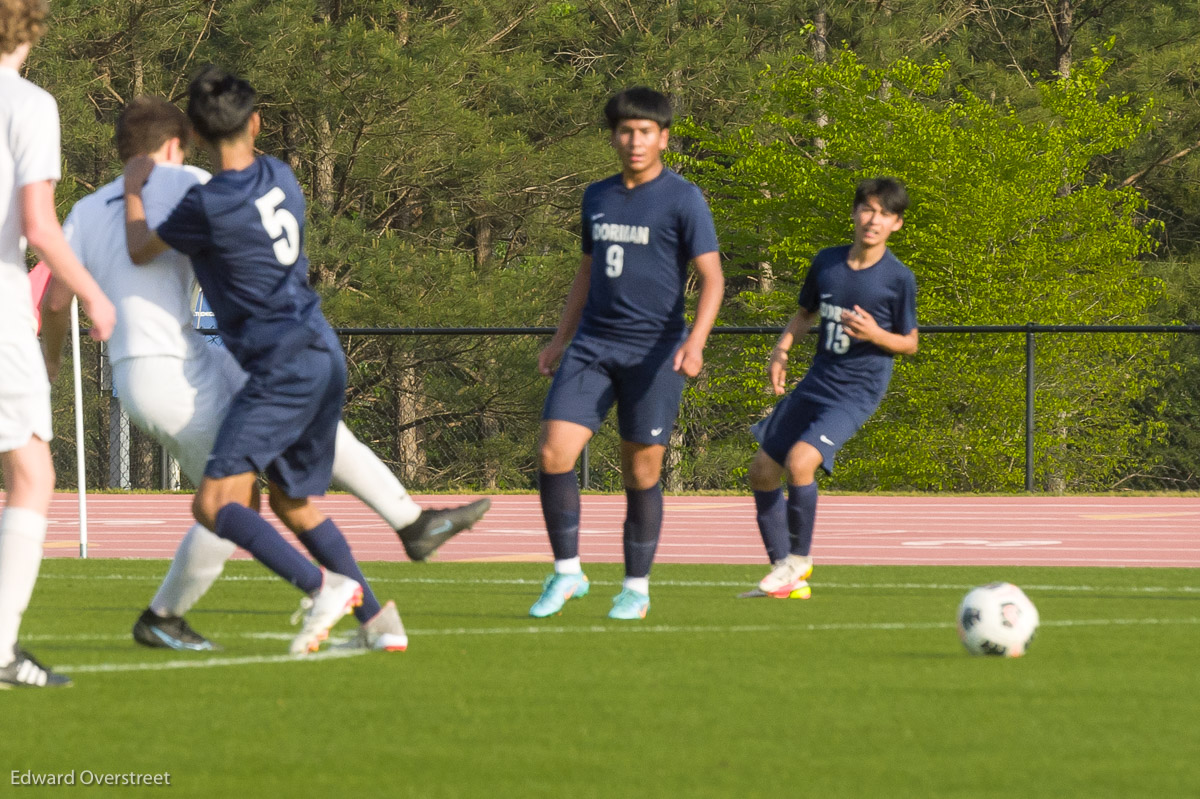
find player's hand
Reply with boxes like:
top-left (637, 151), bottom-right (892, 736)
top-left (673, 339), bottom-right (704, 377)
top-left (538, 340), bottom-right (566, 377)
top-left (768, 350), bottom-right (788, 395)
top-left (81, 291), bottom-right (116, 342)
top-left (123, 155), bottom-right (156, 195)
top-left (842, 305), bottom-right (881, 343)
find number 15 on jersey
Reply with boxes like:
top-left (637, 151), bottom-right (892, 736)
top-left (824, 321), bottom-right (850, 354)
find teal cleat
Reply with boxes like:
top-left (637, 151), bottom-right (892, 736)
top-left (608, 588), bottom-right (650, 620)
top-left (529, 572), bottom-right (589, 618)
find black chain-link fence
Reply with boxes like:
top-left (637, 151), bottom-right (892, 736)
top-left (47, 326), bottom-right (1200, 495)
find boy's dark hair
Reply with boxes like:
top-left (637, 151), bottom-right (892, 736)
top-left (115, 97), bottom-right (191, 162)
top-left (854, 177), bottom-right (909, 217)
top-left (186, 65), bottom-right (257, 142)
top-left (604, 87), bottom-right (672, 130)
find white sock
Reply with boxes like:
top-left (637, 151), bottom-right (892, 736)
top-left (331, 422), bottom-right (422, 529)
top-left (0, 507), bottom-right (48, 666)
top-left (622, 576), bottom-right (650, 596)
top-left (554, 557), bottom-right (582, 575)
top-left (150, 523), bottom-right (238, 617)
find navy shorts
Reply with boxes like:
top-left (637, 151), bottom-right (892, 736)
top-left (542, 333), bottom-right (686, 445)
top-left (206, 325), bottom-right (346, 498)
top-left (751, 392), bottom-right (869, 474)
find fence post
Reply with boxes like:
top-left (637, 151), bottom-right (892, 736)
top-left (1025, 323), bottom-right (1035, 492)
top-left (580, 442), bottom-right (590, 490)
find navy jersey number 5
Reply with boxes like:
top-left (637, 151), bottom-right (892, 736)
top-left (254, 187), bottom-right (300, 266)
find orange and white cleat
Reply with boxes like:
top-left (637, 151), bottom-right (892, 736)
top-left (290, 570), bottom-right (363, 655)
top-left (758, 554), bottom-right (814, 599)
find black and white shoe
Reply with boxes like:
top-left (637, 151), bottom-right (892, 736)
top-left (0, 646), bottom-right (72, 689)
top-left (132, 608), bottom-right (219, 651)
top-left (396, 498), bottom-right (491, 561)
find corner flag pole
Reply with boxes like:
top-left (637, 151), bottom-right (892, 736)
top-left (70, 297), bottom-right (88, 558)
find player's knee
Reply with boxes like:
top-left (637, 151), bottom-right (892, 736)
top-left (5, 443), bottom-right (56, 502)
top-left (622, 462), bottom-right (662, 490)
top-left (750, 447), bottom-right (788, 488)
top-left (538, 442), bottom-right (575, 474)
top-left (191, 491), bottom-right (217, 529)
top-left (785, 447), bottom-right (822, 485)
top-left (620, 446), bottom-right (663, 489)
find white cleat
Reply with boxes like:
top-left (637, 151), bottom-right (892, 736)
top-left (758, 554), bottom-right (814, 599)
top-left (290, 570), bottom-right (363, 656)
top-left (338, 600), bottom-right (408, 652)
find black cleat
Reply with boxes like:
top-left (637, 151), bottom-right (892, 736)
top-left (0, 646), bottom-right (72, 689)
top-left (132, 608), bottom-right (220, 651)
top-left (396, 498), bottom-right (491, 561)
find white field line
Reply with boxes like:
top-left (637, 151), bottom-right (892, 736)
top-left (58, 648), bottom-right (365, 674)
top-left (33, 615), bottom-right (1200, 653)
top-left (37, 571), bottom-right (1200, 594)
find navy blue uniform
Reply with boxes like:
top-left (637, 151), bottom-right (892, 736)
top-left (753, 245), bottom-right (917, 471)
top-left (543, 169), bottom-right (719, 444)
top-left (157, 155), bottom-right (344, 497)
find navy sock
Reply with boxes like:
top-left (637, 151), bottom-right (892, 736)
top-left (539, 470), bottom-right (581, 561)
top-left (754, 488), bottom-right (789, 563)
top-left (787, 482), bottom-right (819, 557)
top-left (297, 518), bottom-right (382, 624)
top-left (214, 503), bottom-right (321, 593)
top-left (623, 484), bottom-right (663, 580)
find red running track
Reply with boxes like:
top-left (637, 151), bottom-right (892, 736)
top-left (15, 492), bottom-right (1200, 567)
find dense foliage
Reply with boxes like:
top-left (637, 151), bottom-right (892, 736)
top-left (27, 1), bottom-right (1200, 491)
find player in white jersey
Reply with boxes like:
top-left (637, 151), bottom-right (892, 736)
top-left (42, 97), bottom-right (487, 651)
top-left (1, 0), bottom-right (116, 688)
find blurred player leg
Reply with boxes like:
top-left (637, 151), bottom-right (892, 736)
top-left (747, 447), bottom-right (811, 599)
top-left (117, 353), bottom-right (235, 647)
top-left (266, 489), bottom-right (377, 655)
top-left (608, 440), bottom-right (665, 620)
top-left (786, 482), bottom-right (818, 558)
top-left (0, 437), bottom-right (70, 686)
top-left (332, 421), bottom-right (490, 561)
top-left (331, 421), bottom-right (421, 529)
top-left (530, 420), bottom-right (592, 617)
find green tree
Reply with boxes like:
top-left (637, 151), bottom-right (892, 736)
top-left (679, 49), bottom-right (1166, 491)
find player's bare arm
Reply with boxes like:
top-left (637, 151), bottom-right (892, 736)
top-left (673, 251), bottom-right (723, 378)
top-left (768, 307), bottom-right (819, 395)
top-left (21, 181), bottom-right (115, 341)
top-left (123, 154), bottom-right (171, 264)
top-left (538, 254), bottom-right (592, 376)
top-left (842, 304), bottom-right (919, 356)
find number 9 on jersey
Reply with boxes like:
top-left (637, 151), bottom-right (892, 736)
top-left (605, 244), bottom-right (624, 278)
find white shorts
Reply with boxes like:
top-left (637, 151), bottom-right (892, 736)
top-left (0, 331), bottom-right (53, 453)
top-left (112, 341), bottom-right (247, 484)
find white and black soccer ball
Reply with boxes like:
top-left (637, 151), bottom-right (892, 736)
top-left (956, 582), bottom-right (1039, 658)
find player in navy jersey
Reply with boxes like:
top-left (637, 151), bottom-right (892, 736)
top-left (120, 66), bottom-right (392, 654)
top-left (745, 177), bottom-right (918, 600)
top-left (531, 87), bottom-right (724, 620)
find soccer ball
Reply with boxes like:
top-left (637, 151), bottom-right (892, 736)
top-left (956, 582), bottom-right (1039, 657)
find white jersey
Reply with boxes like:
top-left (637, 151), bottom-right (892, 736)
top-left (63, 163), bottom-right (210, 364)
top-left (0, 67), bottom-right (61, 343)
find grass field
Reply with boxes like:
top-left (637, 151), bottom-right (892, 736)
top-left (4, 559), bottom-right (1198, 798)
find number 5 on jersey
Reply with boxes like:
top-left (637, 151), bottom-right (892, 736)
top-left (605, 244), bottom-right (624, 278)
top-left (255, 187), bottom-right (300, 266)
